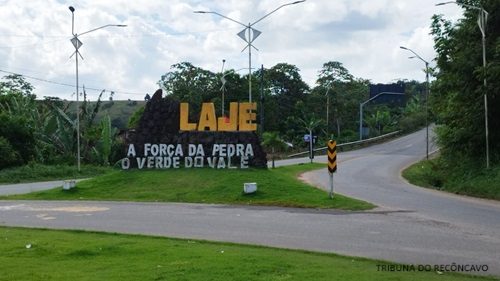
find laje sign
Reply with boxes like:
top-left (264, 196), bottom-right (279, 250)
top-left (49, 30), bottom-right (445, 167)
top-left (122, 96), bottom-right (266, 170)
top-left (121, 143), bottom-right (255, 170)
top-left (180, 102), bottom-right (257, 132)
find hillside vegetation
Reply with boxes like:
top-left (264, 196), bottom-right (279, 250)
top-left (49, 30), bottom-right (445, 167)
top-left (402, 1), bottom-right (500, 198)
top-left (403, 158), bottom-right (500, 200)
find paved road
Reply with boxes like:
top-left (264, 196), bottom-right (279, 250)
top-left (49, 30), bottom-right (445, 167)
top-left (0, 179), bottom-right (86, 196)
top-left (303, 129), bottom-right (500, 238)
top-left (1, 128), bottom-right (499, 275)
top-left (0, 180), bottom-right (66, 195)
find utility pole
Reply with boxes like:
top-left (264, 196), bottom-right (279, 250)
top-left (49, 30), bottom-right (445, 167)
top-left (260, 64), bottom-right (264, 135)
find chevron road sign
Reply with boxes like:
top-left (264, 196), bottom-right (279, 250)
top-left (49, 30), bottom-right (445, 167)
top-left (327, 140), bottom-right (337, 174)
top-left (327, 140), bottom-right (337, 199)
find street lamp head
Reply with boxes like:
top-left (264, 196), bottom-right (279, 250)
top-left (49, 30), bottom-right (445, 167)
top-left (193, 11), bottom-right (207, 14)
top-left (69, 6), bottom-right (75, 13)
top-left (435, 1), bottom-right (455, 6)
top-left (116, 25), bottom-right (127, 27)
top-left (291, 0), bottom-right (306, 4)
top-left (399, 46), bottom-right (408, 50)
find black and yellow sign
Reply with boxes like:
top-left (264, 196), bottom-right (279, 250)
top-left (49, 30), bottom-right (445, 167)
top-left (327, 140), bottom-right (337, 174)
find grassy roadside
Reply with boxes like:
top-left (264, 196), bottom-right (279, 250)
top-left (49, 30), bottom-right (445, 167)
top-left (0, 164), bottom-right (113, 184)
top-left (1, 163), bottom-right (374, 210)
top-left (0, 226), bottom-right (496, 281)
top-left (402, 158), bottom-right (500, 200)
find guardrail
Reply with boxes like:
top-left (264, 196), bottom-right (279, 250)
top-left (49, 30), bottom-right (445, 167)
top-left (287, 131), bottom-right (400, 158)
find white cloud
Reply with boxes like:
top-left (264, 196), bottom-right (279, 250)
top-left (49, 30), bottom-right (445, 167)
top-left (0, 0), bottom-right (464, 100)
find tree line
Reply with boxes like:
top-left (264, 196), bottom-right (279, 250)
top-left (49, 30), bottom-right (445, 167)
top-left (159, 61), bottom-right (426, 146)
top-left (0, 74), bottom-right (120, 169)
top-left (430, 0), bottom-right (499, 168)
top-left (0, 58), bottom-right (428, 169)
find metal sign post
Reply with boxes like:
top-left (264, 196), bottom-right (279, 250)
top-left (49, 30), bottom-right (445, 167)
top-left (309, 130), bottom-right (313, 163)
top-left (194, 1), bottom-right (306, 103)
top-left (327, 140), bottom-right (337, 198)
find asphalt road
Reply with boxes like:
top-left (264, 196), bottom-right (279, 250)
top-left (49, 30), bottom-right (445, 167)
top-left (1, 128), bottom-right (499, 275)
top-left (0, 180), bottom-right (81, 196)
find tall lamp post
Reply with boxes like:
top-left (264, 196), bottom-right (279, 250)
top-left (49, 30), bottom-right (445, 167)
top-left (325, 82), bottom-right (332, 137)
top-left (436, 1), bottom-right (490, 168)
top-left (69, 6), bottom-right (126, 171)
top-left (194, 0), bottom-right (305, 103)
top-left (220, 66), bottom-right (253, 115)
top-left (220, 59), bottom-right (226, 116)
top-left (400, 46), bottom-right (430, 160)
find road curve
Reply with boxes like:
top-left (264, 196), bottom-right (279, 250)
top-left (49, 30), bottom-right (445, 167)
top-left (0, 180), bottom-right (83, 196)
top-left (303, 129), bottom-right (500, 236)
top-left (1, 128), bottom-right (499, 275)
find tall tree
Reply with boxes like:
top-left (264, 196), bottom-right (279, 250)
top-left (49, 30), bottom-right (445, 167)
top-left (317, 61), bottom-right (354, 85)
top-left (159, 62), bottom-right (219, 115)
top-left (262, 131), bottom-right (286, 169)
top-left (431, 0), bottom-right (500, 164)
top-left (0, 75), bottom-right (36, 167)
top-left (313, 62), bottom-right (368, 140)
top-left (0, 74), bottom-right (34, 98)
top-left (264, 63), bottom-right (310, 142)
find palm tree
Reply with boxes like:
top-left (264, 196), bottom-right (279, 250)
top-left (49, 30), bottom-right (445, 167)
top-left (262, 132), bottom-right (286, 168)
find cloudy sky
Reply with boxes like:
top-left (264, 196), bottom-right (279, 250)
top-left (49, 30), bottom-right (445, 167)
top-left (0, 0), bottom-right (464, 100)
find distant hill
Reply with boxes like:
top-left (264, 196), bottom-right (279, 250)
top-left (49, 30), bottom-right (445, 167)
top-left (96, 100), bottom-right (146, 129)
top-left (53, 99), bottom-right (146, 130)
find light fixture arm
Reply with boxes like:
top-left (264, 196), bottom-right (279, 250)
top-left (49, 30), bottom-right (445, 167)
top-left (79, 24), bottom-right (127, 37)
top-left (194, 11), bottom-right (246, 27)
top-left (252, 0), bottom-right (306, 26)
top-left (400, 46), bottom-right (428, 65)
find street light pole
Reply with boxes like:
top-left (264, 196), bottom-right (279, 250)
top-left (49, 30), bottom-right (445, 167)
top-left (325, 82), bottom-right (332, 137)
top-left (436, 1), bottom-right (490, 168)
top-left (400, 46), bottom-right (430, 159)
top-left (220, 59), bottom-right (226, 116)
top-left (481, 9), bottom-right (490, 168)
top-left (194, 0), bottom-right (305, 103)
top-left (69, 6), bottom-right (126, 171)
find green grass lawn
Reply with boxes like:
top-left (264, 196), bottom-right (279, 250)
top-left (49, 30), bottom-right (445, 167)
top-left (0, 227), bottom-right (495, 281)
top-left (1, 164), bottom-right (374, 210)
top-left (403, 159), bottom-right (500, 200)
top-left (0, 164), bottom-right (113, 184)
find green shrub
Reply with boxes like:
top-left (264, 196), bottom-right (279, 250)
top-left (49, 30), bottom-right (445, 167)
top-left (399, 111), bottom-right (426, 133)
top-left (128, 105), bottom-right (144, 128)
top-left (0, 113), bottom-right (35, 165)
top-left (403, 157), bottom-right (500, 200)
top-left (0, 136), bottom-right (22, 169)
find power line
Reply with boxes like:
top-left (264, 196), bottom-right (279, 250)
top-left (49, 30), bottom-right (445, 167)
top-left (0, 26), bottom-right (238, 38)
top-left (0, 38), bottom-right (67, 49)
top-left (0, 69), bottom-right (145, 96)
top-left (0, 27), bottom-right (240, 49)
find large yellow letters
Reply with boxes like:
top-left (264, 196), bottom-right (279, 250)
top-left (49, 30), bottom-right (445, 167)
top-left (217, 102), bottom-right (238, 131)
top-left (179, 102), bottom-right (256, 131)
top-left (179, 103), bottom-right (197, 131)
top-left (238, 102), bottom-right (257, 131)
top-left (197, 103), bottom-right (217, 131)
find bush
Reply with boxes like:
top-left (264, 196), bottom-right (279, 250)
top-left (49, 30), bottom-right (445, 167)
top-left (403, 156), bottom-right (500, 200)
top-left (0, 113), bottom-right (35, 165)
top-left (399, 112), bottom-right (426, 133)
top-left (0, 137), bottom-right (22, 169)
top-left (128, 105), bottom-right (145, 129)
top-left (338, 130), bottom-right (358, 143)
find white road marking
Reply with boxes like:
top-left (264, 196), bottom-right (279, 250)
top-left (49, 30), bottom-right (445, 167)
top-left (0, 204), bottom-right (109, 213)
